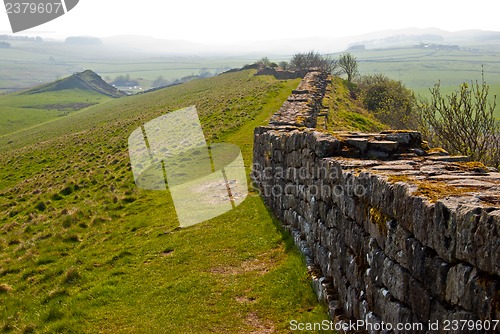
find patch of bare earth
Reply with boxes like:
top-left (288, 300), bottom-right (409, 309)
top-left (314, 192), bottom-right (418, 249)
top-left (246, 312), bottom-right (275, 334)
top-left (209, 247), bottom-right (284, 276)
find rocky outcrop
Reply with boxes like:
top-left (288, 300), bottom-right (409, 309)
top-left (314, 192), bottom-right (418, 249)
top-left (252, 71), bottom-right (500, 333)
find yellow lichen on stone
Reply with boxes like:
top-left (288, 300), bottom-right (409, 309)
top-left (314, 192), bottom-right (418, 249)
top-left (387, 175), bottom-right (412, 184)
top-left (457, 161), bottom-right (489, 173)
top-left (369, 207), bottom-right (389, 236)
top-left (413, 181), bottom-right (476, 203)
top-left (426, 147), bottom-right (448, 154)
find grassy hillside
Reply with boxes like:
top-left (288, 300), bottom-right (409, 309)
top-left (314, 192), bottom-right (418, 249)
top-left (0, 70), bottom-right (331, 333)
top-left (323, 77), bottom-right (387, 132)
top-left (0, 70), bottom-right (125, 137)
top-left (0, 89), bottom-right (110, 137)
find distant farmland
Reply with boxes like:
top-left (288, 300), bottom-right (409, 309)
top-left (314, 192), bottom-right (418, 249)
top-left (345, 46), bottom-right (500, 118)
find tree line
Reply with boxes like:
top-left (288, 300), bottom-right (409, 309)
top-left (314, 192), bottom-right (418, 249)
top-left (257, 52), bottom-right (500, 168)
top-left (256, 51), bottom-right (358, 83)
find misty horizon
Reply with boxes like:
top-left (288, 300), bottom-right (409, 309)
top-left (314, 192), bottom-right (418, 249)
top-left (3, 27), bottom-right (500, 56)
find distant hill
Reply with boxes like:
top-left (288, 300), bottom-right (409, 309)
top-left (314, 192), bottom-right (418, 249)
top-left (346, 28), bottom-right (500, 49)
top-left (23, 70), bottom-right (126, 98)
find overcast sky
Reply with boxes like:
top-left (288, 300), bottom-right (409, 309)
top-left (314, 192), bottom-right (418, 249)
top-left (1, 0), bottom-right (499, 43)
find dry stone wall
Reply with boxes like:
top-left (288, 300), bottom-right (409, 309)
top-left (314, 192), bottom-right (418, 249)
top-left (252, 71), bottom-right (500, 333)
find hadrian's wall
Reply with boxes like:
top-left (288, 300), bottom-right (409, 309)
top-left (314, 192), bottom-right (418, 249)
top-left (252, 71), bottom-right (500, 333)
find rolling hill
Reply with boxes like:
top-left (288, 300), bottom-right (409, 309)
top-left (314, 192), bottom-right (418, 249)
top-left (0, 70), bottom-right (125, 137)
top-left (0, 70), bottom-right (330, 333)
top-left (23, 70), bottom-right (126, 98)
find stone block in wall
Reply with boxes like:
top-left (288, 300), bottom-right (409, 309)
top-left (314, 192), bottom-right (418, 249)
top-left (381, 256), bottom-right (410, 305)
top-left (283, 209), bottom-right (294, 227)
top-left (384, 132), bottom-right (412, 145)
top-left (334, 172), bottom-right (365, 220)
top-left (367, 175), bottom-right (395, 219)
top-left (312, 132), bottom-right (341, 158)
top-left (325, 207), bottom-right (337, 229)
top-left (304, 195), bottom-right (318, 223)
top-left (284, 130), bottom-right (300, 153)
top-left (409, 277), bottom-right (432, 324)
top-left (345, 219), bottom-right (370, 262)
top-left (445, 263), bottom-right (499, 320)
top-left (317, 192), bottom-right (329, 222)
top-left (346, 138), bottom-right (369, 153)
top-left (329, 251), bottom-right (344, 289)
top-left (477, 209), bottom-right (500, 276)
top-left (423, 255), bottom-right (450, 301)
top-left (462, 208), bottom-right (500, 277)
top-left (404, 236), bottom-right (430, 278)
top-left (345, 249), bottom-right (363, 294)
top-left (368, 140), bottom-right (399, 153)
top-left (318, 221), bottom-right (331, 251)
top-left (313, 243), bottom-right (329, 273)
top-left (272, 149), bottom-right (283, 163)
top-left (270, 132), bottom-right (285, 151)
top-left (364, 312), bottom-right (385, 334)
top-left (323, 158), bottom-right (343, 184)
top-left (410, 197), bottom-right (435, 250)
top-left (366, 150), bottom-right (390, 160)
top-left (298, 131), bottom-right (311, 150)
top-left (300, 147), bottom-right (314, 169)
top-left (367, 249), bottom-right (385, 288)
top-left (311, 218), bottom-right (321, 243)
top-left (429, 300), bottom-right (480, 334)
top-left (428, 200), bottom-right (458, 263)
top-left (390, 181), bottom-right (415, 229)
top-left (346, 285), bottom-right (360, 319)
top-left (366, 207), bottom-right (390, 250)
top-left (372, 287), bottom-right (415, 333)
top-left (282, 194), bottom-right (295, 211)
top-left (289, 211), bottom-right (300, 230)
top-left (384, 219), bottom-right (412, 269)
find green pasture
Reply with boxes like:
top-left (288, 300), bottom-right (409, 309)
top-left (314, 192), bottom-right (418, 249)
top-left (0, 70), bottom-right (331, 333)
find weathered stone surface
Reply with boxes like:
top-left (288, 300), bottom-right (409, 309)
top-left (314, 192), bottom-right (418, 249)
top-left (429, 155), bottom-right (471, 162)
top-left (252, 70), bottom-right (500, 330)
top-left (369, 140), bottom-right (399, 152)
top-left (346, 138), bottom-right (369, 152)
top-left (313, 135), bottom-right (341, 158)
top-left (366, 150), bottom-right (390, 160)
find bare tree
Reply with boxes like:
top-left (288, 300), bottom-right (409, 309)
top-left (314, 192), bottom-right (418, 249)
top-left (278, 61), bottom-right (289, 70)
top-left (338, 53), bottom-right (359, 83)
top-left (256, 57), bottom-right (273, 67)
top-left (417, 71), bottom-right (500, 167)
top-left (289, 51), bottom-right (337, 73)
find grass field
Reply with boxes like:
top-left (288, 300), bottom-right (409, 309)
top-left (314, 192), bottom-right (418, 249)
top-left (0, 70), bottom-right (333, 333)
top-left (0, 90), bottom-right (111, 136)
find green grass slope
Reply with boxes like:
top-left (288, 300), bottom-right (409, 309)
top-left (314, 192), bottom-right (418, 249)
top-left (0, 70), bottom-right (330, 333)
top-left (323, 77), bottom-right (387, 132)
top-left (0, 70), bottom-right (124, 137)
top-left (0, 89), bottom-right (111, 137)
